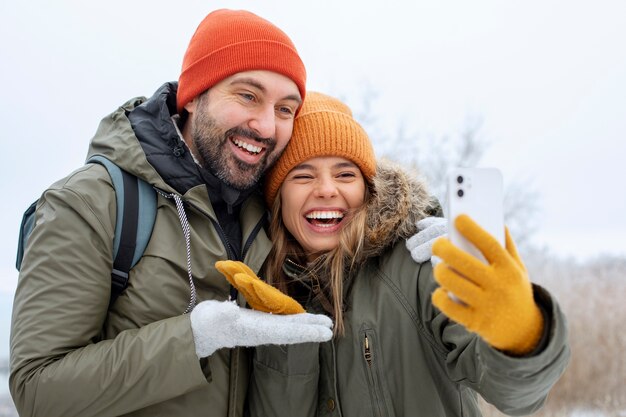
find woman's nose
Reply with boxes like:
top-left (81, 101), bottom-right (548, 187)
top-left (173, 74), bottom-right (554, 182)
top-left (314, 177), bottom-right (339, 198)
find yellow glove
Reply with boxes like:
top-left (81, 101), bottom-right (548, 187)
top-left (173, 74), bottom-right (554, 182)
top-left (431, 214), bottom-right (543, 355)
top-left (215, 261), bottom-right (305, 315)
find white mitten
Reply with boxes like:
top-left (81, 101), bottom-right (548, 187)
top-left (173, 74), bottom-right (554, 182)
top-left (406, 217), bottom-right (447, 264)
top-left (189, 300), bottom-right (333, 358)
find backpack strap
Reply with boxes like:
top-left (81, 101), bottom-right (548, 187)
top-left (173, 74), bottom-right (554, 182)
top-left (87, 155), bottom-right (157, 307)
top-left (16, 200), bottom-right (39, 270)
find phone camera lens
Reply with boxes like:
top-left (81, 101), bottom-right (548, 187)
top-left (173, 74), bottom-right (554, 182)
top-left (457, 189), bottom-right (464, 197)
top-left (456, 175), bottom-right (464, 184)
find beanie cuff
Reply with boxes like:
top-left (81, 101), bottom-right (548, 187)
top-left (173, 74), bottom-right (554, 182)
top-left (177, 40), bottom-right (306, 113)
top-left (264, 99), bottom-right (376, 207)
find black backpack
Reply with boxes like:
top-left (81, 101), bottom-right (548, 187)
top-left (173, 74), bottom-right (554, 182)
top-left (16, 155), bottom-right (157, 307)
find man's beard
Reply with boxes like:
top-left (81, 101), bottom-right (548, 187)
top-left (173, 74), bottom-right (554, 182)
top-left (191, 111), bottom-right (280, 190)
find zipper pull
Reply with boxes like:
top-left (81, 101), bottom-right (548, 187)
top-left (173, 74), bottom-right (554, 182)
top-left (364, 334), bottom-right (372, 366)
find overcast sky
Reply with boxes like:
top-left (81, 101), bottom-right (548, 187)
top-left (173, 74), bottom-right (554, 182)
top-left (1, 0), bottom-right (625, 305)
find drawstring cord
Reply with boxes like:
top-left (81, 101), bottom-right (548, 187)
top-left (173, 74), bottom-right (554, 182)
top-left (158, 190), bottom-right (197, 314)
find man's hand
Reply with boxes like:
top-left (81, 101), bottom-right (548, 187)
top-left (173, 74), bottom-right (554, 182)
top-left (190, 300), bottom-right (333, 358)
top-left (432, 214), bottom-right (543, 355)
top-left (215, 260), bottom-right (305, 314)
top-left (406, 217), bottom-right (447, 264)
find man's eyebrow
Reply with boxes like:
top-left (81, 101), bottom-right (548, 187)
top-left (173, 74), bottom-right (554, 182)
top-left (229, 77), bottom-right (266, 92)
top-left (229, 77), bottom-right (302, 104)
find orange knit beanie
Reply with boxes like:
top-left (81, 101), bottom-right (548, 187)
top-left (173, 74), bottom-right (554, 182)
top-left (264, 91), bottom-right (376, 207)
top-left (177, 9), bottom-right (306, 113)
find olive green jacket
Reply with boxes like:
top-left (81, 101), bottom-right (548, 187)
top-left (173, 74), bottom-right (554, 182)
top-left (248, 162), bottom-right (570, 417)
top-left (10, 83), bottom-right (272, 417)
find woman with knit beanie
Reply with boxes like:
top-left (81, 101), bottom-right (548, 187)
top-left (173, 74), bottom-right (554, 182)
top-left (216, 92), bottom-right (570, 416)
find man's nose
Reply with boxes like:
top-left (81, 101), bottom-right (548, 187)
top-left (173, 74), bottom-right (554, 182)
top-left (248, 105), bottom-right (276, 139)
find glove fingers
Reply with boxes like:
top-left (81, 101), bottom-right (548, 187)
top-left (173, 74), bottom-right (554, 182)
top-left (234, 273), bottom-right (305, 315)
top-left (190, 301), bottom-right (333, 357)
top-left (277, 312), bottom-right (333, 328)
top-left (504, 227), bottom-right (526, 269)
top-left (230, 274), bottom-right (271, 312)
top-left (215, 261), bottom-right (237, 286)
top-left (215, 260), bottom-right (259, 283)
top-left (239, 309), bottom-right (333, 344)
top-left (432, 237), bottom-right (490, 283)
top-left (406, 232), bottom-right (425, 250)
top-left (454, 214), bottom-right (507, 265)
top-left (433, 264), bottom-right (482, 305)
top-left (407, 220), bottom-right (447, 248)
top-left (249, 277), bottom-right (305, 314)
top-left (233, 274), bottom-right (274, 308)
top-left (215, 260), bottom-right (241, 283)
top-left (234, 261), bottom-right (258, 277)
top-left (420, 222), bottom-right (448, 242)
top-left (409, 240), bottom-right (435, 264)
top-left (432, 288), bottom-right (475, 329)
top-left (431, 255), bottom-right (443, 267)
top-left (416, 216), bottom-right (446, 231)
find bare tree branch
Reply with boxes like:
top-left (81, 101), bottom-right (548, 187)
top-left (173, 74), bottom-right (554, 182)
top-left (350, 86), bottom-right (540, 246)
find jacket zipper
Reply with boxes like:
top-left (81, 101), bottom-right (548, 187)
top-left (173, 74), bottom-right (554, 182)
top-left (364, 335), bottom-right (373, 366)
top-left (362, 332), bottom-right (386, 417)
top-left (178, 197), bottom-right (266, 301)
top-left (241, 215), bottom-right (266, 261)
top-left (200, 203), bottom-right (266, 262)
top-left (208, 217), bottom-right (237, 260)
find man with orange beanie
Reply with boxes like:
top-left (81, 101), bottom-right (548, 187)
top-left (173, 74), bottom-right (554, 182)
top-left (10, 9), bottom-right (332, 417)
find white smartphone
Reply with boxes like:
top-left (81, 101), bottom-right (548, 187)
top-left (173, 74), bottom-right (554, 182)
top-left (447, 167), bottom-right (504, 263)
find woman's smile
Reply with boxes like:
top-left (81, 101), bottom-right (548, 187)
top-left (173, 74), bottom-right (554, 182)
top-left (280, 156), bottom-right (366, 260)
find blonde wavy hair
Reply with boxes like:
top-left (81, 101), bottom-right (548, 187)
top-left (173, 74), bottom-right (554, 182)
top-left (264, 185), bottom-right (372, 336)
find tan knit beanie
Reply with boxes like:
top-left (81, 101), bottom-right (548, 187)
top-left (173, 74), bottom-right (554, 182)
top-left (265, 91), bottom-right (376, 207)
top-left (177, 9), bottom-right (306, 113)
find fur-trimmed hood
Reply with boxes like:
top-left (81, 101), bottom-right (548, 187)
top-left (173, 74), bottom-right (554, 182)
top-left (362, 159), bottom-right (439, 261)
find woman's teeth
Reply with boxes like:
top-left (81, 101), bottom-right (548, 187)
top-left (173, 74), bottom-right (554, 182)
top-left (306, 211), bottom-right (344, 226)
top-left (306, 211), bottom-right (344, 220)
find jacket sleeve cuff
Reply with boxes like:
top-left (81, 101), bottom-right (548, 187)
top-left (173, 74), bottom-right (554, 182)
top-left (518, 284), bottom-right (553, 357)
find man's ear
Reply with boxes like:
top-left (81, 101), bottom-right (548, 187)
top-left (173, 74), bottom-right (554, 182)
top-left (184, 97), bottom-right (197, 115)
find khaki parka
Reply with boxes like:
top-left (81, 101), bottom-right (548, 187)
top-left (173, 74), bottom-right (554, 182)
top-left (10, 83), bottom-right (272, 417)
top-left (248, 161), bottom-right (570, 417)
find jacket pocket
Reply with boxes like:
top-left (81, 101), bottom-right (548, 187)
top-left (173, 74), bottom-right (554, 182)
top-left (248, 344), bottom-right (320, 417)
top-left (361, 328), bottom-right (395, 417)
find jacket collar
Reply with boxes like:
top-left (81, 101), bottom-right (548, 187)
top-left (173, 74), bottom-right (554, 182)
top-left (359, 159), bottom-right (440, 262)
top-left (127, 82), bottom-right (256, 206)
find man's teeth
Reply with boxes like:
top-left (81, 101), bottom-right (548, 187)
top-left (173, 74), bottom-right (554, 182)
top-left (306, 211), bottom-right (344, 220)
top-left (233, 138), bottom-right (262, 154)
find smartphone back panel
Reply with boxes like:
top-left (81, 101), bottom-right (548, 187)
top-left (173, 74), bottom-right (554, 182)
top-left (447, 167), bottom-right (504, 263)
